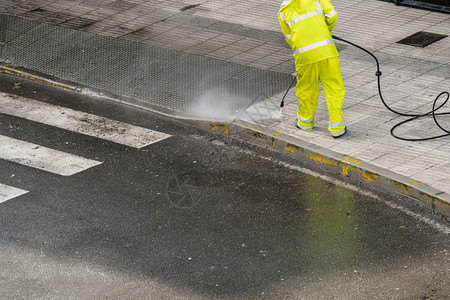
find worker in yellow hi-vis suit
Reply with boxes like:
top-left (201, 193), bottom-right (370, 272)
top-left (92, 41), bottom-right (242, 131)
top-left (278, 0), bottom-right (346, 138)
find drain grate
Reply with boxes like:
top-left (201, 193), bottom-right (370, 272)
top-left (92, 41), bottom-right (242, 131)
top-left (389, 0), bottom-right (450, 14)
top-left (397, 31), bottom-right (448, 47)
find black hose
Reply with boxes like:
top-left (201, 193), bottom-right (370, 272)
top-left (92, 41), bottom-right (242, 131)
top-left (280, 35), bottom-right (449, 140)
top-left (332, 34), bottom-right (449, 141)
top-left (280, 75), bottom-right (296, 109)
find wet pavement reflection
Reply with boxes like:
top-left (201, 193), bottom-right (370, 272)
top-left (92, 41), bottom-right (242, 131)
top-left (0, 75), bottom-right (448, 298)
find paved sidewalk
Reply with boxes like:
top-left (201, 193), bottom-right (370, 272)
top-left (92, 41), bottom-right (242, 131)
top-left (1, 0), bottom-right (450, 215)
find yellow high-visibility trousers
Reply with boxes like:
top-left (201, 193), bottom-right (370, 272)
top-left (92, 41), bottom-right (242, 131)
top-left (295, 57), bottom-right (346, 137)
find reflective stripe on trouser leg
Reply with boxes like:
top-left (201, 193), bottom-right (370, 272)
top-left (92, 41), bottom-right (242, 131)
top-left (318, 57), bottom-right (346, 135)
top-left (329, 121), bottom-right (346, 137)
top-left (295, 61), bottom-right (320, 131)
top-left (297, 116), bottom-right (314, 131)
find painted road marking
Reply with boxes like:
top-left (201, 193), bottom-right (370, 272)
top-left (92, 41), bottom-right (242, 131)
top-left (0, 92), bottom-right (171, 148)
top-left (0, 135), bottom-right (102, 176)
top-left (0, 183), bottom-right (28, 203)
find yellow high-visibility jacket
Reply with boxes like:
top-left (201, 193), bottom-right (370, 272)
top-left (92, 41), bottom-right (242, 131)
top-left (278, 0), bottom-right (339, 65)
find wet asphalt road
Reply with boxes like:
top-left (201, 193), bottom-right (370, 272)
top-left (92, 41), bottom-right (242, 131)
top-left (0, 73), bottom-right (449, 299)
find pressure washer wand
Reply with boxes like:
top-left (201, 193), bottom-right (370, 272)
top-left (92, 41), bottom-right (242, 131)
top-left (280, 74), bottom-right (297, 109)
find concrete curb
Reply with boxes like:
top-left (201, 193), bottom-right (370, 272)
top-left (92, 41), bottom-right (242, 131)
top-left (0, 63), bottom-right (196, 120)
top-left (2, 63), bottom-right (449, 218)
top-left (182, 119), bottom-right (450, 218)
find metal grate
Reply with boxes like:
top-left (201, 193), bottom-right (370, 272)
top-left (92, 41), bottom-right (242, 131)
top-left (0, 14), bottom-right (292, 120)
top-left (381, 0), bottom-right (450, 13)
top-left (397, 31), bottom-right (448, 47)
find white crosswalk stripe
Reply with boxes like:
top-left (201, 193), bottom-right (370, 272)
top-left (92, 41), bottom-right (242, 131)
top-left (0, 183), bottom-right (28, 204)
top-left (0, 92), bottom-right (173, 203)
top-left (0, 135), bottom-right (103, 176)
top-left (0, 92), bottom-right (171, 148)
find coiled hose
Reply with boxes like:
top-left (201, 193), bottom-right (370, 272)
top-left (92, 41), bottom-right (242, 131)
top-left (280, 35), bottom-right (450, 141)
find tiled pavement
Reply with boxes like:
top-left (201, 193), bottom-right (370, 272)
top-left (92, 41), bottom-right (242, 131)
top-left (1, 0), bottom-right (450, 209)
top-left (271, 0), bottom-right (450, 196)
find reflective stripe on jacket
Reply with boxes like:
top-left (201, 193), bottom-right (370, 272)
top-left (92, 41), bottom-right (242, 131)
top-left (278, 0), bottom-right (339, 65)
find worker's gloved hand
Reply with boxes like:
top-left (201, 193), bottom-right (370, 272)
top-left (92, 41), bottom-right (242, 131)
top-left (331, 35), bottom-right (342, 40)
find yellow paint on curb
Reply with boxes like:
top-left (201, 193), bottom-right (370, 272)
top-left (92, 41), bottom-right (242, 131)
top-left (211, 123), bottom-right (229, 134)
top-left (271, 133), bottom-right (283, 148)
top-left (392, 181), bottom-right (409, 196)
top-left (433, 196), bottom-right (450, 209)
top-left (284, 143), bottom-right (298, 153)
top-left (342, 163), bottom-right (379, 183)
top-left (245, 127), bottom-right (266, 140)
top-left (307, 153), bottom-right (338, 166)
top-left (342, 164), bottom-right (352, 176)
top-left (407, 180), bottom-right (420, 185)
top-left (360, 171), bottom-right (379, 183)
top-left (0, 69), bottom-right (75, 92)
top-left (344, 156), bottom-right (362, 165)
